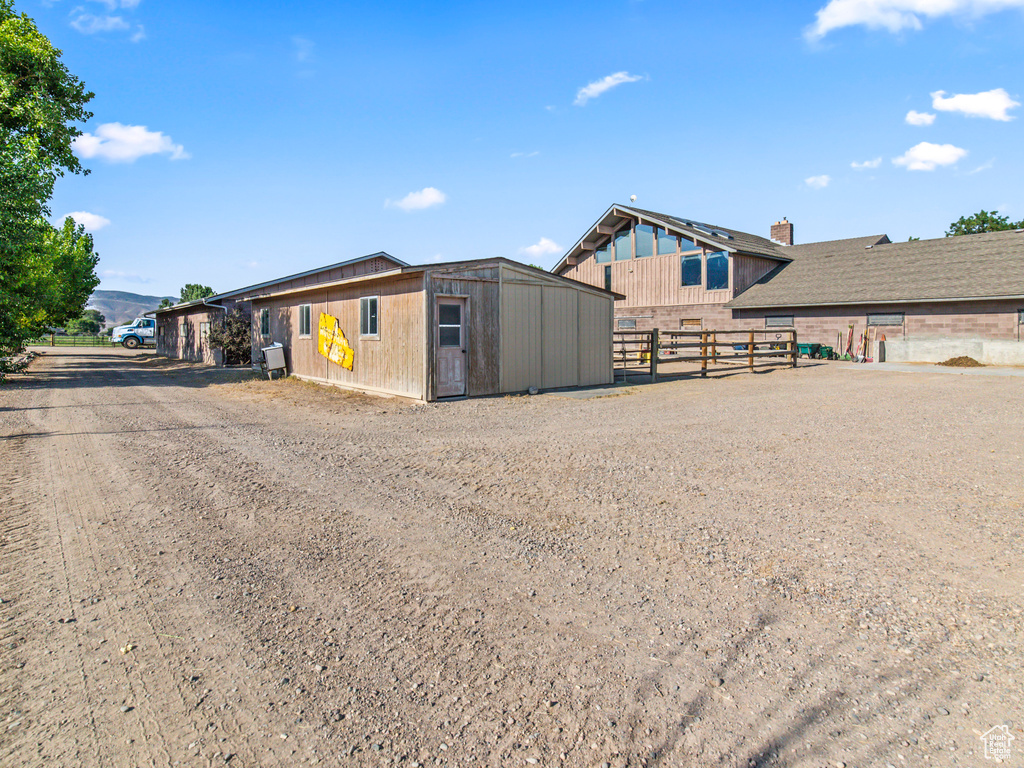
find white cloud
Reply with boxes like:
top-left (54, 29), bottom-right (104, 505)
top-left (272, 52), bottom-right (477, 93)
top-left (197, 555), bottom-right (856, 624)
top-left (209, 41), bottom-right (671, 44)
top-left (72, 123), bottom-right (190, 163)
top-left (892, 141), bottom-right (968, 170)
top-left (931, 88), bottom-right (1019, 120)
top-left (70, 13), bottom-right (130, 34)
top-left (851, 157), bottom-right (882, 169)
top-left (805, 174), bottom-right (831, 189)
top-left (967, 158), bottom-right (995, 174)
top-left (574, 71), bottom-right (643, 106)
top-left (94, 0), bottom-right (142, 9)
top-left (101, 269), bottom-right (151, 283)
top-left (510, 151), bottom-right (540, 159)
top-left (60, 211), bottom-right (111, 232)
top-left (292, 36), bottom-right (315, 63)
top-left (806, 0), bottom-right (1024, 40)
top-left (130, 25), bottom-right (146, 43)
top-left (387, 187), bottom-right (447, 211)
top-left (906, 109), bottom-right (936, 125)
top-left (520, 237), bottom-right (563, 258)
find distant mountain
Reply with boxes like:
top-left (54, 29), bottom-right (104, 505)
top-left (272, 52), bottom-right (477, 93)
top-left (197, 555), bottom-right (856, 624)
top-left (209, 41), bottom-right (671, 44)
top-left (87, 290), bottom-right (175, 328)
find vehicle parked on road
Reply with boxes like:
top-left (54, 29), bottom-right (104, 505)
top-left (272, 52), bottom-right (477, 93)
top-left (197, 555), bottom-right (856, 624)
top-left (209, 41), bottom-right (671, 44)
top-left (111, 317), bottom-right (156, 349)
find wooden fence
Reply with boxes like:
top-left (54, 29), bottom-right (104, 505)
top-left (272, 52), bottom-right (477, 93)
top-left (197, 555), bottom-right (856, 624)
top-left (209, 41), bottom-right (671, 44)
top-left (614, 328), bottom-right (798, 381)
top-left (27, 335), bottom-right (114, 347)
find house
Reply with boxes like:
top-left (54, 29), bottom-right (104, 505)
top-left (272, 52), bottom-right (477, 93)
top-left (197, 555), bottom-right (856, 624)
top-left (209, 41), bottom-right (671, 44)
top-left (153, 252), bottom-right (405, 365)
top-left (554, 204), bottom-right (1024, 364)
top-left (243, 258), bottom-right (617, 401)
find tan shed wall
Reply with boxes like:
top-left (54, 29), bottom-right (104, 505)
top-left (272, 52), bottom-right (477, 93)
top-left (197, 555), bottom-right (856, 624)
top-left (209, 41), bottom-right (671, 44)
top-left (156, 306), bottom-right (221, 364)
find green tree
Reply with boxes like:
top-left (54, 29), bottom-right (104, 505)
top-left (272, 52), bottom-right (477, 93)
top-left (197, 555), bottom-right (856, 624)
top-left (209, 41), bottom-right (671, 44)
top-left (65, 308), bottom-right (104, 335)
top-left (158, 297), bottom-right (173, 309)
top-left (179, 283), bottom-right (215, 303)
top-left (1, 1), bottom-right (96, 369)
top-left (946, 210), bottom-right (1023, 236)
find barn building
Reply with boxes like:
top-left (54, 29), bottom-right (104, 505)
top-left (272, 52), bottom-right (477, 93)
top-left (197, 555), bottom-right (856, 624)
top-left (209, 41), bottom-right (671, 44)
top-left (153, 252), bottom-right (405, 365)
top-left (244, 258), bottom-right (616, 401)
top-left (554, 204), bottom-right (1024, 364)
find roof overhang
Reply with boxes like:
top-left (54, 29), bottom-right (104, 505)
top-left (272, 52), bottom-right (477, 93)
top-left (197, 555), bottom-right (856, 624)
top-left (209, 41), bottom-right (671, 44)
top-left (726, 293), bottom-right (1024, 310)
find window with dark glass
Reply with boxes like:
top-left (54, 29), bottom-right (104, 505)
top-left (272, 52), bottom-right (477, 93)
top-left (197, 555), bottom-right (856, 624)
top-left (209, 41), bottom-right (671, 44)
top-left (298, 304), bottom-right (311, 336)
top-left (705, 251), bottom-right (729, 290)
top-left (657, 228), bottom-right (677, 255)
top-left (604, 265), bottom-right (612, 291)
top-left (617, 318), bottom-right (636, 329)
top-left (1019, 309), bottom-right (1024, 324)
top-left (259, 308), bottom-right (269, 335)
top-left (360, 296), bottom-right (379, 337)
top-left (680, 236), bottom-right (700, 253)
top-left (635, 224), bottom-right (654, 258)
top-left (681, 252), bottom-right (701, 286)
top-left (867, 312), bottom-right (904, 326)
top-left (614, 227), bottom-right (631, 261)
top-left (765, 316), bottom-right (794, 328)
top-left (594, 242), bottom-right (611, 264)
top-left (438, 303), bottom-right (461, 347)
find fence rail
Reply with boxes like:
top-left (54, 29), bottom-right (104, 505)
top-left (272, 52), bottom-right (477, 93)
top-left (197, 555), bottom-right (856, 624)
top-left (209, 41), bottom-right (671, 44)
top-left (614, 328), bottom-right (797, 381)
top-left (27, 335), bottom-right (115, 347)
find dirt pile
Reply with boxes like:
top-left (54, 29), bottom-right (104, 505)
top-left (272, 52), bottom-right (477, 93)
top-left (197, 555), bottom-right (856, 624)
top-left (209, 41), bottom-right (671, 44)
top-left (937, 355), bottom-right (984, 367)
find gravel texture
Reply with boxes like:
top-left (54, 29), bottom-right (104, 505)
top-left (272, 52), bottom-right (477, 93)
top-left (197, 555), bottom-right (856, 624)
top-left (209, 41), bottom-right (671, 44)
top-left (1, 348), bottom-right (1021, 767)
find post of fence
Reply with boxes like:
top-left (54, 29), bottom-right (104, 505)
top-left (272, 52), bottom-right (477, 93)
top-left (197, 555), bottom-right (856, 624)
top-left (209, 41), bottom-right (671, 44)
top-left (700, 331), bottom-right (708, 377)
top-left (650, 328), bottom-right (659, 383)
top-left (790, 330), bottom-right (798, 367)
top-left (50, 333), bottom-right (55, 347)
top-left (748, 331), bottom-right (755, 372)
top-left (711, 332), bottom-right (718, 365)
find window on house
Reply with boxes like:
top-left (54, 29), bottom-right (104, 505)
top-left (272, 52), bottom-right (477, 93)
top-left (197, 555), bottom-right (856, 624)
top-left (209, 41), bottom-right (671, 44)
top-left (867, 312), bottom-right (905, 326)
top-left (180, 322), bottom-right (187, 336)
top-left (657, 228), bottom-right (677, 255)
top-left (1019, 309), bottom-right (1024, 324)
top-left (706, 251), bottom-right (729, 290)
top-left (765, 316), bottom-right (794, 328)
top-left (681, 252), bottom-right (701, 287)
top-left (298, 304), bottom-right (312, 337)
top-left (680, 236), bottom-right (701, 253)
top-left (635, 224), bottom-right (654, 258)
top-left (604, 265), bottom-right (612, 292)
top-left (200, 321), bottom-right (210, 339)
top-left (617, 318), bottom-right (637, 330)
top-left (259, 308), bottom-right (270, 335)
top-left (594, 242), bottom-right (611, 264)
top-left (614, 227), bottom-right (631, 261)
top-left (438, 303), bottom-right (461, 347)
top-left (360, 296), bottom-right (379, 337)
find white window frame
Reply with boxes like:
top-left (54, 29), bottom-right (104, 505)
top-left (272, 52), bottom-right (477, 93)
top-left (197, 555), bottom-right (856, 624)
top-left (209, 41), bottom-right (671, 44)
top-left (360, 296), bottom-right (380, 339)
top-left (298, 304), bottom-right (312, 338)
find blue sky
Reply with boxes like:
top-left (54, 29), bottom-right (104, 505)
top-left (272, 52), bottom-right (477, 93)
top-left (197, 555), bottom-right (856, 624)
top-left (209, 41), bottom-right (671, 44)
top-left (29, 0), bottom-right (1024, 296)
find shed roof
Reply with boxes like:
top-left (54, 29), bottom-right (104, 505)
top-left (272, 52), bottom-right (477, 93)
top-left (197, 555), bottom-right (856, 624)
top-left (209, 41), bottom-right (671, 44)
top-left (727, 229), bottom-right (1024, 308)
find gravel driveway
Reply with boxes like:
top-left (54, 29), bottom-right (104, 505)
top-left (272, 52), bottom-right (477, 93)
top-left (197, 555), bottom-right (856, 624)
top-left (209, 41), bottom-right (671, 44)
top-left (1, 348), bottom-right (1020, 767)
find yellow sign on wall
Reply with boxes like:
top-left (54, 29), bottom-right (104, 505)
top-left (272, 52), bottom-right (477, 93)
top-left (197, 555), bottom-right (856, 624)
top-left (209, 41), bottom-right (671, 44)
top-left (318, 312), bottom-right (354, 370)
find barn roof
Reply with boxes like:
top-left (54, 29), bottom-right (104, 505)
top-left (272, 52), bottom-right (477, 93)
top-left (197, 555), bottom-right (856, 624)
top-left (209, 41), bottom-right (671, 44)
top-left (727, 229), bottom-right (1024, 308)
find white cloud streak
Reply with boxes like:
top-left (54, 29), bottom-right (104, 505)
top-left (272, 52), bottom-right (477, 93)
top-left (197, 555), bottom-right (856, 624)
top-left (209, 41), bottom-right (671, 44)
top-left (906, 109), bottom-right (936, 125)
top-left (805, 174), bottom-right (831, 189)
top-left (72, 123), bottom-right (190, 163)
top-left (60, 211), bottom-right (111, 232)
top-left (101, 269), bottom-right (151, 284)
top-left (892, 141), bottom-right (968, 170)
top-left (574, 71), bottom-right (643, 106)
top-left (510, 151), bottom-right (540, 158)
top-left (851, 157), bottom-right (882, 169)
top-left (806, 0), bottom-right (1024, 40)
top-left (519, 237), bottom-right (563, 258)
top-left (70, 13), bottom-right (130, 34)
top-left (292, 36), bottom-right (315, 63)
top-left (387, 187), bottom-right (447, 211)
top-left (967, 158), bottom-right (995, 174)
top-left (931, 88), bottom-right (1019, 120)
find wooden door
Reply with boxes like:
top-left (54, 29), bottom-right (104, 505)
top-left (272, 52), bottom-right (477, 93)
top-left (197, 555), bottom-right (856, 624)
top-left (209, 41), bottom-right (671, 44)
top-left (436, 297), bottom-right (467, 397)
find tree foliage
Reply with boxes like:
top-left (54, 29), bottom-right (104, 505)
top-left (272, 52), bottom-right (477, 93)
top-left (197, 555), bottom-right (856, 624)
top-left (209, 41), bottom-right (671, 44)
top-left (1, 1), bottom-right (97, 363)
top-left (158, 297), bottom-right (173, 309)
top-left (206, 308), bottom-right (252, 366)
top-left (179, 283), bottom-right (215, 303)
top-left (946, 210), bottom-right (1023, 237)
top-left (65, 308), bottom-right (104, 335)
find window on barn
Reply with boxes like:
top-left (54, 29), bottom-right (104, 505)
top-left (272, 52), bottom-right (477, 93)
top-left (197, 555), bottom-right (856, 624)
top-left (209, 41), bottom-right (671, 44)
top-left (867, 312), bottom-right (904, 326)
top-left (259, 308), bottom-right (270, 335)
top-left (200, 321), bottom-right (210, 340)
top-left (614, 227), bottom-right (632, 261)
top-left (158, 326), bottom-right (164, 337)
top-left (635, 224), bottom-right (654, 258)
top-left (604, 265), bottom-right (612, 292)
top-left (706, 251), bottom-right (729, 290)
top-left (1019, 309), bottom-right (1024, 324)
top-left (657, 228), bottom-right (677, 255)
top-left (594, 242), bottom-right (611, 264)
top-left (681, 252), bottom-right (701, 287)
top-left (617, 318), bottom-right (637, 330)
top-left (360, 296), bottom-right (379, 337)
top-left (765, 315), bottom-right (794, 328)
top-left (680, 236), bottom-right (701, 253)
top-left (298, 304), bottom-right (312, 337)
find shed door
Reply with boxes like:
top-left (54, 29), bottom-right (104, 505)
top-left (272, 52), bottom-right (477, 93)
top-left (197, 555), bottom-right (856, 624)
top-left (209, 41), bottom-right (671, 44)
top-left (436, 298), bottom-right (467, 397)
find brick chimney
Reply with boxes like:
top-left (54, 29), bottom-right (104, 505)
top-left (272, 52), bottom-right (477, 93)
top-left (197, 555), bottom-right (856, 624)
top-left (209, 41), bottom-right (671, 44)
top-left (771, 218), bottom-right (794, 246)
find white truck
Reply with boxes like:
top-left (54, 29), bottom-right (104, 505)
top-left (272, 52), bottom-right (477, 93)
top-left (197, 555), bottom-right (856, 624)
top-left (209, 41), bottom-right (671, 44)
top-left (111, 317), bottom-right (157, 349)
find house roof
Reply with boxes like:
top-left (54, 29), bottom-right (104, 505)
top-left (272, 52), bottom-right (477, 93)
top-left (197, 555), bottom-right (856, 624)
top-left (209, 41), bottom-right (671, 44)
top-left (552, 204), bottom-right (888, 274)
top-left (726, 229), bottom-right (1024, 309)
top-left (241, 257), bottom-right (624, 301)
top-left (151, 251), bottom-right (406, 315)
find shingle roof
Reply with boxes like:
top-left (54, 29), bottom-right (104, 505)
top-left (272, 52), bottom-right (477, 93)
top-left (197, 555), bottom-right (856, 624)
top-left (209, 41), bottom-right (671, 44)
top-left (726, 230), bottom-right (1024, 308)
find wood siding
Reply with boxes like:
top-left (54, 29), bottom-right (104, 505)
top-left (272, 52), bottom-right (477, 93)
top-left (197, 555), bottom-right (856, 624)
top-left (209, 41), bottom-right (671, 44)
top-left (732, 255), bottom-right (780, 296)
top-left (156, 306), bottom-right (221, 364)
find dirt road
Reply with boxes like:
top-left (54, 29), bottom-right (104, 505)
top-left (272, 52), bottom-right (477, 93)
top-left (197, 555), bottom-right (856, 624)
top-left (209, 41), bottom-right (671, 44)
top-left (1, 348), bottom-right (1021, 767)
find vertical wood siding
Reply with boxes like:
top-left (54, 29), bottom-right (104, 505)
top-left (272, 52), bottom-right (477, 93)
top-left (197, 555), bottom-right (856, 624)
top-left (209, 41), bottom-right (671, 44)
top-left (732, 255), bottom-right (780, 296)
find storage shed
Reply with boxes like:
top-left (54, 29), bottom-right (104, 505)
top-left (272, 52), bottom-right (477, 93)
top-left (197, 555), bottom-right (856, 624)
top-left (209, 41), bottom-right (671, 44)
top-left (244, 258), bottom-right (617, 400)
